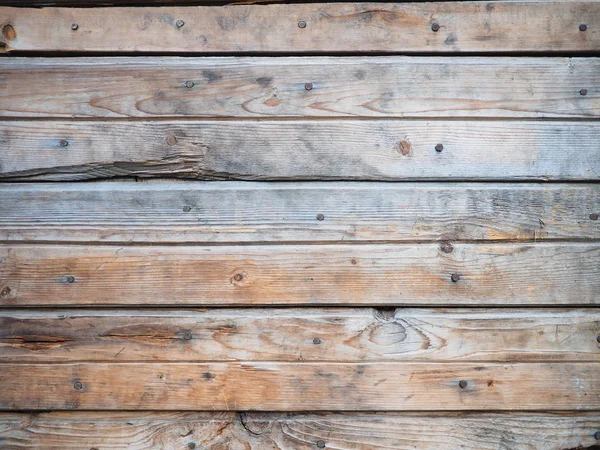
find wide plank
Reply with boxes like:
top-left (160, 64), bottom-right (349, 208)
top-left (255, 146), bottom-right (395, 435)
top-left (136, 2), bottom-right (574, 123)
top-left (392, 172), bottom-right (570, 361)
top-left (1, 2), bottom-right (599, 53)
top-left (1, 182), bottom-right (599, 242)
top-left (1, 412), bottom-right (600, 449)
top-left (2, 121), bottom-right (600, 181)
top-left (1, 243), bottom-right (599, 306)
top-left (0, 57), bottom-right (597, 118)
top-left (1, 308), bottom-right (599, 363)
top-left (0, 362), bottom-right (597, 410)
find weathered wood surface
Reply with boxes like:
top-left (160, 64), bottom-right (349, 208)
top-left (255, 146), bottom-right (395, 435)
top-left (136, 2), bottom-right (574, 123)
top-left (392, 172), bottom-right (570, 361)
top-left (1, 182), bottom-right (598, 242)
top-left (1, 412), bottom-right (600, 450)
top-left (2, 243), bottom-right (599, 306)
top-left (3, 121), bottom-right (600, 181)
top-left (0, 362), bottom-right (598, 410)
top-left (1, 2), bottom-right (600, 53)
top-left (0, 58), bottom-right (598, 119)
top-left (1, 309), bottom-right (599, 363)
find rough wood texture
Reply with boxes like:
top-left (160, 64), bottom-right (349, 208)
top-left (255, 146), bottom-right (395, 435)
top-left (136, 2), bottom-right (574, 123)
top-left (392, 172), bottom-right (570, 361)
top-left (3, 121), bottom-right (600, 181)
top-left (1, 182), bottom-right (598, 242)
top-left (1, 362), bottom-right (598, 410)
top-left (1, 243), bottom-right (599, 306)
top-left (1, 412), bottom-right (600, 449)
top-left (1, 2), bottom-right (600, 53)
top-left (0, 57), bottom-right (598, 119)
top-left (1, 309), bottom-right (599, 363)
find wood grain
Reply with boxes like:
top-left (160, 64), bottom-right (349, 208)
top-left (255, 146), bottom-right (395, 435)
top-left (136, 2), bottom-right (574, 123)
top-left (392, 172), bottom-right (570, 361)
top-left (2, 121), bottom-right (600, 181)
top-left (0, 57), bottom-right (598, 118)
top-left (0, 362), bottom-right (598, 410)
top-left (1, 182), bottom-right (598, 242)
top-left (1, 411), bottom-right (600, 449)
top-left (1, 2), bottom-right (599, 53)
top-left (1, 243), bottom-right (599, 306)
top-left (1, 308), bottom-right (599, 363)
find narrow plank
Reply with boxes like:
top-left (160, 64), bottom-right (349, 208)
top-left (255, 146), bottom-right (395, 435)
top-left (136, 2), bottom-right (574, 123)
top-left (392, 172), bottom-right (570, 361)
top-left (0, 362), bottom-right (597, 410)
top-left (1, 2), bottom-right (599, 53)
top-left (3, 121), bottom-right (600, 181)
top-left (0, 57), bottom-right (598, 118)
top-left (1, 309), bottom-right (599, 363)
top-left (1, 412), bottom-right (600, 450)
top-left (1, 182), bottom-right (599, 242)
top-left (1, 243), bottom-right (599, 306)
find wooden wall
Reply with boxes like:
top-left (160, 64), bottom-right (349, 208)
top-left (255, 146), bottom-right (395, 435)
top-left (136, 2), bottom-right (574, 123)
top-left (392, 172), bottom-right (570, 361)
top-left (1, 0), bottom-right (600, 449)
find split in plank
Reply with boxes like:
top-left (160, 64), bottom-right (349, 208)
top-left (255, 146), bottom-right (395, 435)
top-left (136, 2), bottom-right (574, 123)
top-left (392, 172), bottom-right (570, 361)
top-left (1, 243), bottom-right (599, 306)
top-left (0, 57), bottom-right (598, 118)
top-left (1, 411), bottom-right (600, 449)
top-left (1, 2), bottom-right (600, 53)
top-left (0, 362), bottom-right (598, 410)
top-left (2, 121), bottom-right (600, 181)
top-left (1, 182), bottom-right (599, 242)
top-left (1, 308), bottom-right (599, 363)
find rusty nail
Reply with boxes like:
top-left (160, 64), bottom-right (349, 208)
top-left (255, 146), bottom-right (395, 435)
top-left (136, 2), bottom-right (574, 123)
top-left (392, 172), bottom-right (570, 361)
top-left (431, 23), bottom-right (440, 32)
top-left (184, 81), bottom-right (194, 88)
top-left (579, 24), bottom-right (588, 31)
top-left (435, 143), bottom-right (444, 152)
top-left (0, 287), bottom-right (10, 298)
top-left (66, 275), bottom-right (75, 284)
top-left (234, 273), bottom-right (243, 282)
top-left (59, 139), bottom-right (69, 147)
top-left (440, 242), bottom-right (454, 254)
top-left (183, 331), bottom-right (193, 340)
top-left (580, 89), bottom-right (588, 96)
top-left (313, 338), bottom-right (321, 345)
top-left (459, 380), bottom-right (468, 389)
top-left (316, 441), bottom-right (326, 449)
top-left (71, 23), bottom-right (79, 31)
top-left (183, 206), bottom-right (192, 212)
top-left (305, 82), bottom-right (313, 91)
top-left (73, 381), bottom-right (83, 390)
top-left (176, 19), bottom-right (185, 28)
top-left (451, 273), bottom-right (460, 283)
top-left (590, 213), bottom-right (599, 221)
top-left (298, 21), bottom-right (307, 28)
top-left (316, 213), bottom-right (325, 221)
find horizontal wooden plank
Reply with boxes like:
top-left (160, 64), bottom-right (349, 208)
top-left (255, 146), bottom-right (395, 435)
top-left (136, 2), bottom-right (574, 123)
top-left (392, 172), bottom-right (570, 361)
top-left (0, 57), bottom-right (598, 118)
top-left (2, 121), bottom-right (600, 181)
top-left (1, 243), bottom-right (599, 306)
top-left (1, 412), bottom-right (600, 449)
top-left (1, 2), bottom-right (599, 53)
top-left (1, 182), bottom-right (599, 242)
top-left (0, 362), bottom-right (598, 410)
top-left (1, 308), bottom-right (599, 363)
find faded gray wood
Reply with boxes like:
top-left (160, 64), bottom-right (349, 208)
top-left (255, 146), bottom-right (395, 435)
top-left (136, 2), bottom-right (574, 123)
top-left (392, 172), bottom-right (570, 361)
top-left (1, 182), bottom-right (598, 242)
top-left (1, 243), bottom-right (599, 306)
top-left (1, 2), bottom-right (599, 53)
top-left (2, 121), bottom-right (600, 181)
top-left (1, 411), bottom-right (599, 449)
top-left (0, 58), bottom-right (597, 118)
top-left (1, 308), bottom-right (599, 363)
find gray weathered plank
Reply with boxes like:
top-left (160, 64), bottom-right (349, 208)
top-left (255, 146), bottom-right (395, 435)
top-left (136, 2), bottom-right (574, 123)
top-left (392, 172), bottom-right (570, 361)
top-left (1, 243), bottom-right (598, 306)
top-left (0, 58), bottom-right (597, 118)
top-left (1, 2), bottom-right (599, 53)
top-left (1, 411), bottom-right (599, 449)
top-left (1, 308), bottom-right (599, 363)
top-left (2, 121), bottom-right (600, 181)
top-left (1, 182), bottom-right (599, 242)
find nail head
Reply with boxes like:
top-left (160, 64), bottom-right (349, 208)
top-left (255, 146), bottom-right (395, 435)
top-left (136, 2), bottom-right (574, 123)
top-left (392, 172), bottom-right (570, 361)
top-left (435, 143), bottom-right (444, 152)
top-left (176, 19), bottom-right (185, 28)
top-left (316, 214), bottom-right (325, 221)
top-left (0, 287), bottom-right (10, 298)
top-left (66, 275), bottom-right (75, 284)
top-left (459, 380), bottom-right (468, 389)
top-left (183, 332), bottom-right (193, 340)
top-left (298, 21), bottom-right (307, 29)
top-left (590, 213), bottom-right (599, 221)
top-left (73, 381), bottom-right (83, 390)
top-left (440, 242), bottom-right (454, 254)
top-left (431, 22), bottom-right (440, 32)
top-left (183, 206), bottom-right (192, 212)
top-left (305, 82), bottom-right (313, 91)
top-left (316, 441), bottom-right (326, 449)
top-left (313, 338), bottom-right (321, 345)
top-left (594, 431), bottom-right (600, 440)
top-left (579, 24), bottom-right (588, 31)
top-left (71, 23), bottom-right (79, 30)
top-left (234, 273), bottom-right (244, 282)
top-left (580, 89), bottom-right (588, 96)
top-left (59, 139), bottom-right (69, 147)
top-left (185, 81), bottom-right (194, 88)
top-left (451, 273), bottom-right (461, 283)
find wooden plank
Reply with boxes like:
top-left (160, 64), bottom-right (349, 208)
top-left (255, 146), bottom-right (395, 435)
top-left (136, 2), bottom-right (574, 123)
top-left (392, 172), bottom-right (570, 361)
top-left (0, 57), bottom-right (598, 119)
top-left (1, 182), bottom-right (599, 242)
top-left (0, 362), bottom-right (597, 410)
top-left (1, 243), bottom-right (599, 306)
top-left (1, 308), bottom-right (599, 363)
top-left (1, 412), bottom-right (600, 450)
top-left (2, 121), bottom-right (600, 181)
top-left (1, 2), bottom-right (599, 53)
